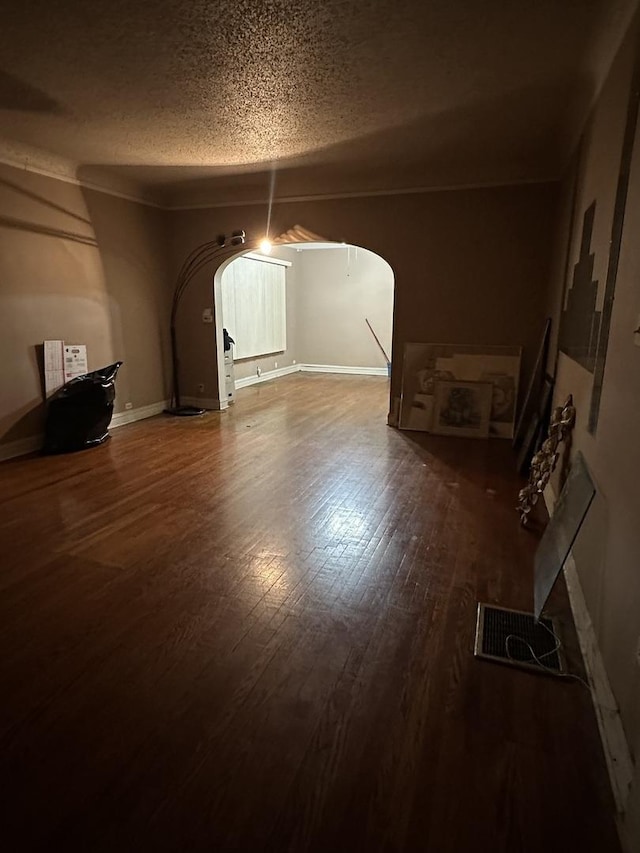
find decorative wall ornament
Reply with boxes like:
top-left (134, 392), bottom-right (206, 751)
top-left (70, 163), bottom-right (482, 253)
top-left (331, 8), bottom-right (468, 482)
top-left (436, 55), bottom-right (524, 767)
top-left (517, 395), bottom-right (576, 526)
top-left (515, 374), bottom-right (554, 476)
top-left (272, 224), bottom-right (329, 245)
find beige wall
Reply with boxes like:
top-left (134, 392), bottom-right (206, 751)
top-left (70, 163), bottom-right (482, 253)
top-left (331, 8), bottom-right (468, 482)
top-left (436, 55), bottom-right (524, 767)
top-left (546, 13), bottom-right (640, 845)
top-left (294, 245), bottom-right (393, 369)
top-left (170, 182), bottom-right (558, 408)
top-left (0, 163), bottom-right (171, 450)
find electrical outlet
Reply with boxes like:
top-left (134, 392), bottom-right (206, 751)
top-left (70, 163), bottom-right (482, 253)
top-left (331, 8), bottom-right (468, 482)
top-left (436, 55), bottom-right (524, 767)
top-left (124, 402), bottom-right (133, 410)
top-left (293, 360), bottom-right (296, 364)
top-left (274, 361), bottom-right (278, 368)
top-left (197, 383), bottom-right (205, 392)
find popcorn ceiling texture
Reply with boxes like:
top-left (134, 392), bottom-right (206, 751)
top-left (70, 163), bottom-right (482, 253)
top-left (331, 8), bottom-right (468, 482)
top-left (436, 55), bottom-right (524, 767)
top-left (0, 0), bottom-right (636, 203)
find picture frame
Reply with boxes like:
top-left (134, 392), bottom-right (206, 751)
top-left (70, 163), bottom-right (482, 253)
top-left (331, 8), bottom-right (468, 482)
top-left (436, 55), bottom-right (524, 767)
top-left (432, 380), bottom-right (493, 439)
top-left (399, 342), bottom-right (521, 437)
top-left (516, 374), bottom-right (554, 474)
top-left (513, 317), bottom-right (551, 449)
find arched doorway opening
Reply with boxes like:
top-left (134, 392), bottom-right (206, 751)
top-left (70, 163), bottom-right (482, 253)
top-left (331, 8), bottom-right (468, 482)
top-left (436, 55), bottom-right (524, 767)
top-left (212, 226), bottom-right (395, 414)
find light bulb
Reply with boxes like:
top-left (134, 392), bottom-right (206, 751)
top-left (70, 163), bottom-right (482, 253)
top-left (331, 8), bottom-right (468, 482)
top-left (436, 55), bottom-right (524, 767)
top-left (259, 238), bottom-right (272, 255)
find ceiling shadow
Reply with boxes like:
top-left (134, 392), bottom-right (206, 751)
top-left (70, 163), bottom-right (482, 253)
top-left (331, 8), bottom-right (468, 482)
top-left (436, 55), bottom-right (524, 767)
top-left (0, 69), bottom-right (66, 114)
top-left (77, 74), bottom-right (593, 208)
top-left (0, 176), bottom-right (92, 225)
top-left (0, 214), bottom-right (97, 246)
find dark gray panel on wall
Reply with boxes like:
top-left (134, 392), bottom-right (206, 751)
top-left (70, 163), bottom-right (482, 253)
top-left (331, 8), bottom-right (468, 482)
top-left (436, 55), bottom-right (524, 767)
top-left (559, 201), bottom-right (601, 374)
top-left (589, 48), bottom-right (640, 433)
top-left (558, 36), bottom-right (640, 435)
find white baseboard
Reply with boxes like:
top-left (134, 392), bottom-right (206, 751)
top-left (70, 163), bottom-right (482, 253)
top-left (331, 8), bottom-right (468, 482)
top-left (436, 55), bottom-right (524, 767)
top-left (544, 486), bottom-right (634, 819)
top-left (300, 363), bottom-right (389, 376)
top-left (0, 369), bottom-right (384, 460)
top-left (563, 554), bottom-right (634, 818)
top-left (234, 364), bottom-right (300, 389)
top-left (0, 435), bottom-right (43, 461)
top-left (0, 400), bottom-right (169, 461)
top-left (234, 362), bottom-right (388, 390)
top-left (111, 400), bottom-right (169, 428)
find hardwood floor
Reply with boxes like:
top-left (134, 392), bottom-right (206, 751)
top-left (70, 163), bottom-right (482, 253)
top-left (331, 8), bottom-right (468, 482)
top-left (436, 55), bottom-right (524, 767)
top-left (0, 374), bottom-right (619, 852)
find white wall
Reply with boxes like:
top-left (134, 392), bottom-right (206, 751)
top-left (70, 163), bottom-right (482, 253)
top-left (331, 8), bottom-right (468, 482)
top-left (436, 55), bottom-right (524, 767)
top-left (294, 245), bottom-right (394, 369)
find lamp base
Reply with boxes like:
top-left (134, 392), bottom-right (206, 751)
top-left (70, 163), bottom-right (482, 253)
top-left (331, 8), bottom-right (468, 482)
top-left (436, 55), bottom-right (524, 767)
top-left (164, 405), bottom-right (206, 417)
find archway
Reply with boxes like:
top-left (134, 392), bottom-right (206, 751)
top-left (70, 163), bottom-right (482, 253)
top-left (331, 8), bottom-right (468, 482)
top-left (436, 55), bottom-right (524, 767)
top-left (212, 225), bottom-right (395, 413)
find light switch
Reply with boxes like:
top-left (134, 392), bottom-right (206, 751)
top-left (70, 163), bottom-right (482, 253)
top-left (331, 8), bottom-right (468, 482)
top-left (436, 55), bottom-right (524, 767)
top-left (202, 307), bottom-right (213, 324)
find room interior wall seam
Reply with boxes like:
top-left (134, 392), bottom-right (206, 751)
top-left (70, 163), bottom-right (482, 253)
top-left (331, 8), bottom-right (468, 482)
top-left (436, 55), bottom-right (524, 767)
top-left (544, 486), bottom-right (635, 831)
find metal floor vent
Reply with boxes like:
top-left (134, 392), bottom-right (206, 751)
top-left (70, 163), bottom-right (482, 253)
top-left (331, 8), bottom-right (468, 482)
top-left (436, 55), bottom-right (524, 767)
top-left (474, 603), bottom-right (565, 674)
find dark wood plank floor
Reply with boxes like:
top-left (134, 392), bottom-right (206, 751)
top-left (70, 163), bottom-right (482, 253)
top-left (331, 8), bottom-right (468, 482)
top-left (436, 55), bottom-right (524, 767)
top-left (0, 374), bottom-right (619, 852)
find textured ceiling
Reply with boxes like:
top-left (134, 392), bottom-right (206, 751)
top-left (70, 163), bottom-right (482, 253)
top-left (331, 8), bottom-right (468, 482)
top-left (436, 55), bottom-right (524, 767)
top-left (0, 0), bottom-right (637, 204)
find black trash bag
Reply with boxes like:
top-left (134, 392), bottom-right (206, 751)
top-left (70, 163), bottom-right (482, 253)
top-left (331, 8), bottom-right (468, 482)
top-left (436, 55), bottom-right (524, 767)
top-left (43, 361), bottom-right (123, 454)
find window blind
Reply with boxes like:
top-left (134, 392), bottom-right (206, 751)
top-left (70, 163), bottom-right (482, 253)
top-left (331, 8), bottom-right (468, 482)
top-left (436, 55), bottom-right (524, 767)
top-left (221, 256), bottom-right (286, 359)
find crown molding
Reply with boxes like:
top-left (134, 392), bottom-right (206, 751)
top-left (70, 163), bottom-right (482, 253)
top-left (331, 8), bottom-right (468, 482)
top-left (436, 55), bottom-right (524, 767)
top-left (165, 176), bottom-right (559, 211)
top-left (0, 139), bottom-right (558, 212)
top-left (0, 141), bottom-right (160, 208)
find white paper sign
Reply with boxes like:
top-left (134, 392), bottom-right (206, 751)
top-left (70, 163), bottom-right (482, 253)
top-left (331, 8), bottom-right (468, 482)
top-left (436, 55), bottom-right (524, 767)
top-left (63, 345), bottom-right (88, 381)
top-left (44, 340), bottom-right (88, 395)
top-left (44, 340), bottom-right (65, 396)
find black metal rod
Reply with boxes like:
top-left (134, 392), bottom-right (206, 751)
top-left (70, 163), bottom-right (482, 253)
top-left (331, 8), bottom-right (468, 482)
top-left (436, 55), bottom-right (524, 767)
top-left (167, 235), bottom-right (252, 413)
top-left (170, 322), bottom-right (181, 408)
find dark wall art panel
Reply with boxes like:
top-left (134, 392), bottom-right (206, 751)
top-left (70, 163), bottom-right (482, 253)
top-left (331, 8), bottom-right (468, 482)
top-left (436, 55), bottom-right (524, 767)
top-left (559, 201), bottom-right (601, 374)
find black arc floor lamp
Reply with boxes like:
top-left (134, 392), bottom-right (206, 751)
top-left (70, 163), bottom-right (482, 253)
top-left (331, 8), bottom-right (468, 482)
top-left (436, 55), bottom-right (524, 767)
top-left (165, 229), bottom-right (247, 417)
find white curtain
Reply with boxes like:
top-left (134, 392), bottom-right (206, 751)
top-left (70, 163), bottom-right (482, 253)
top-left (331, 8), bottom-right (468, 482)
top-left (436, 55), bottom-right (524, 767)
top-left (221, 257), bottom-right (286, 359)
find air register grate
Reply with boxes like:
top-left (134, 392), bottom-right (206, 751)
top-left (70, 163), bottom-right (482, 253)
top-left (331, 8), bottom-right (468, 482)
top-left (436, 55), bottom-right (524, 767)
top-left (474, 603), bottom-right (564, 674)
